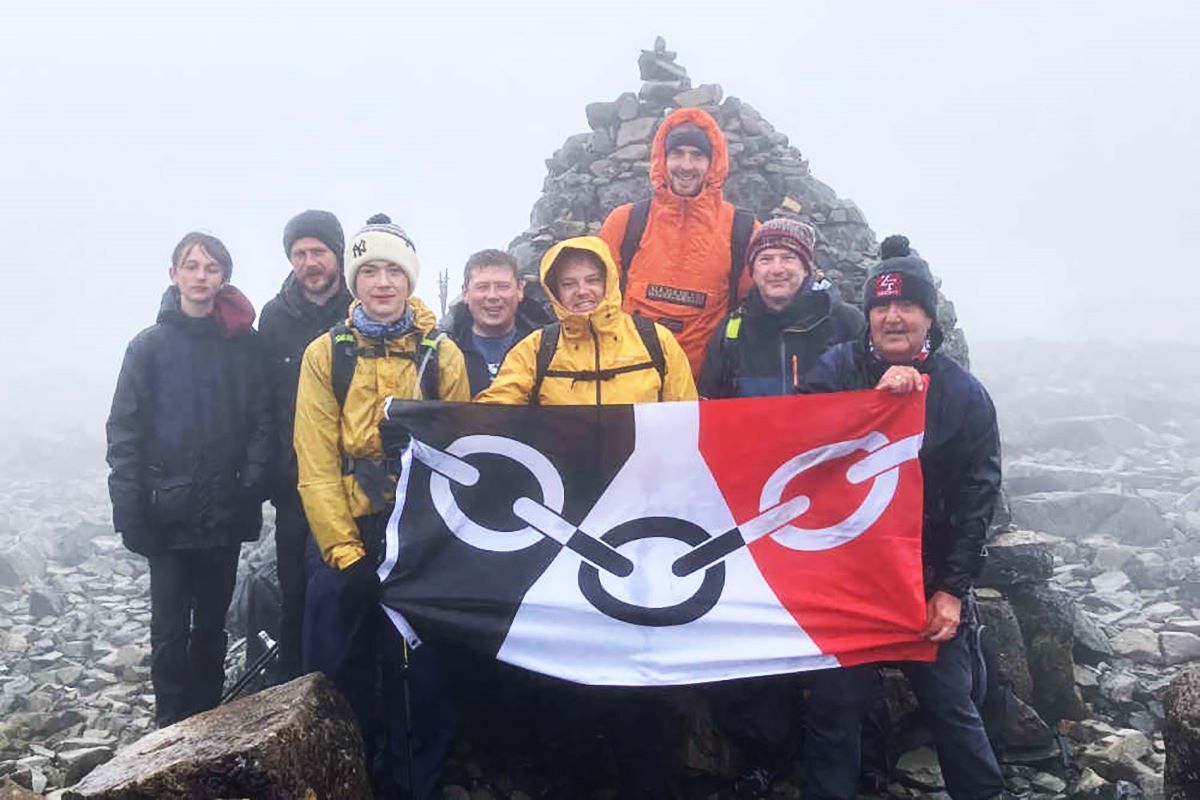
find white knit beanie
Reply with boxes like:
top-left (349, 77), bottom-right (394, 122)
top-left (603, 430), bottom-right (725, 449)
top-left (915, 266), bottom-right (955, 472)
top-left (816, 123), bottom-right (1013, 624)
top-left (345, 214), bottom-right (421, 297)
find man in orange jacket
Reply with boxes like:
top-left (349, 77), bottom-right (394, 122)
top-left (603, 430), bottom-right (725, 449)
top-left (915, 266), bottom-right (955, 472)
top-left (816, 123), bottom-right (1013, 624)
top-left (599, 107), bottom-right (758, 376)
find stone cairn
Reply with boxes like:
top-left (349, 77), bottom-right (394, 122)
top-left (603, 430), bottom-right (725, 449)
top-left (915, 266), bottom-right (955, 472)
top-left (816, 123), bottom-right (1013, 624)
top-left (507, 36), bottom-right (970, 367)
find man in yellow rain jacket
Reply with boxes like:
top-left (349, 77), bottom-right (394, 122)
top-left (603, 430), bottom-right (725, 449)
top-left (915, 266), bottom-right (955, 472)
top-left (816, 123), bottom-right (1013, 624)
top-left (475, 236), bottom-right (693, 798)
top-left (476, 236), bottom-right (696, 405)
top-left (294, 214), bottom-right (469, 800)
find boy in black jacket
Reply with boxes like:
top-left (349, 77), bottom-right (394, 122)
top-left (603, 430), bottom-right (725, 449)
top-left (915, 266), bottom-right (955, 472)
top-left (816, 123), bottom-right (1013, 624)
top-left (106, 232), bottom-right (273, 727)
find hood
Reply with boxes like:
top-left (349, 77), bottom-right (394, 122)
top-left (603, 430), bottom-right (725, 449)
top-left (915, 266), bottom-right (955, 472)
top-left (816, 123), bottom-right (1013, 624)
top-left (538, 236), bottom-right (624, 336)
top-left (649, 107), bottom-right (729, 202)
top-left (275, 272), bottom-right (351, 320)
top-left (156, 284), bottom-right (256, 337)
top-left (346, 295), bottom-right (438, 336)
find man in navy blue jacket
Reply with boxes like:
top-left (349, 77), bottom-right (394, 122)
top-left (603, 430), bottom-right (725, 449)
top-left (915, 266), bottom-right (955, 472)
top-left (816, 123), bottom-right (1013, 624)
top-left (800, 235), bottom-right (1005, 800)
top-left (698, 218), bottom-right (862, 399)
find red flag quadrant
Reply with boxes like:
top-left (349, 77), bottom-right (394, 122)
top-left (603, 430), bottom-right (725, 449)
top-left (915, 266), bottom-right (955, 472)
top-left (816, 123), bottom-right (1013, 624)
top-left (699, 391), bottom-right (936, 667)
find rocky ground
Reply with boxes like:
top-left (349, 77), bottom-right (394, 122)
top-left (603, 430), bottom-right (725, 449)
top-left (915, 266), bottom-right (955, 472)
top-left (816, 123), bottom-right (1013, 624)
top-left (1, 339), bottom-right (1196, 799)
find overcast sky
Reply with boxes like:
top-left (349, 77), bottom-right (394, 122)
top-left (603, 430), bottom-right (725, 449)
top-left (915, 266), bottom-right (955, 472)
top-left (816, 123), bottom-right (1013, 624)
top-left (2, 0), bottom-right (1197, 428)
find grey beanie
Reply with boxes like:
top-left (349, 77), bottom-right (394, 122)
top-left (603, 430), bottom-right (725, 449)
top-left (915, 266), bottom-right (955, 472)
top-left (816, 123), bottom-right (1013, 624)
top-left (283, 210), bottom-right (345, 268)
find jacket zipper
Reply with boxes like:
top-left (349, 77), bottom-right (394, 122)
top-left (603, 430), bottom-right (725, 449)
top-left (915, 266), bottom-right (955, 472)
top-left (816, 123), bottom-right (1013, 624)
top-left (779, 314), bottom-right (831, 393)
top-left (589, 322), bottom-right (602, 406)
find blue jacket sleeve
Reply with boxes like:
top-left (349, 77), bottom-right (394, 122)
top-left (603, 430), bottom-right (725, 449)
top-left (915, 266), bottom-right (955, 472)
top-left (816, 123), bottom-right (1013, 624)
top-left (932, 381), bottom-right (1002, 597)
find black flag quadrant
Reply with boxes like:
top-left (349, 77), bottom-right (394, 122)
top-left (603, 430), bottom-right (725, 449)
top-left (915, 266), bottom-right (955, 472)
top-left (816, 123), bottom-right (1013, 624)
top-left (380, 401), bottom-right (636, 658)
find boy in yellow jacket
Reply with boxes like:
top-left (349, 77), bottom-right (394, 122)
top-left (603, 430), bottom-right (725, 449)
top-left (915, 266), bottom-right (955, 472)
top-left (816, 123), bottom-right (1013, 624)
top-left (474, 236), bottom-right (693, 798)
top-left (294, 214), bottom-right (469, 800)
top-left (476, 236), bottom-right (696, 405)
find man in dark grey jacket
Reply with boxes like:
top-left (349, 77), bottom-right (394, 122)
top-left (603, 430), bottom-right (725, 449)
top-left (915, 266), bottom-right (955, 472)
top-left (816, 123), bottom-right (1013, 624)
top-left (258, 209), bottom-right (353, 680)
top-left (106, 231), bottom-right (273, 727)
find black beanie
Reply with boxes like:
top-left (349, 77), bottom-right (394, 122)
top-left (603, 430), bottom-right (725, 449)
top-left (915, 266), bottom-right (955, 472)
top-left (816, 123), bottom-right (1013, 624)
top-left (864, 235), bottom-right (939, 324)
top-left (664, 122), bottom-right (712, 159)
top-left (283, 210), bottom-right (345, 268)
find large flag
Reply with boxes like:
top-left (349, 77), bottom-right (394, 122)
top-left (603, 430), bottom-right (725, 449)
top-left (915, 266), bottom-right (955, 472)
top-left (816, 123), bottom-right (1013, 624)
top-left (379, 391), bottom-right (936, 686)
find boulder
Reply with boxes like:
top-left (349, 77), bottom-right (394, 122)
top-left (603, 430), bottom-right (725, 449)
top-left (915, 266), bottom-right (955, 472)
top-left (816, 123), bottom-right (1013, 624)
top-left (1003, 695), bottom-right (1056, 750)
top-left (615, 117), bottom-right (657, 148)
top-left (1126, 550), bottom-right (1172, 590)
top-left (1110, 628), bottom-right (1162, 664)
top-left (1166, 669), bottom-right (1200, 799)
top-left (1027, 415), bottom-right (1158, 453)
top-left (975, 590), bottom-right (1034, 702)
top-left (1010, 491), bottom-right (1172, 545)
top-left (0, 545), bottom-right (45, 587)
top-left (976, 529), bottom-right (1055, 587)
top-left (1075, 606), bottom-right (1115, 662)
top-left (673, 84), bottom-right (722, 108)
top-left (1007, 583), bottom-right (1088, 722)
top-left (584, 101), bottom-right (617, 131)
top-left (893, 746), bottom-right (943, 790)
top-left (1092, 569), bottom-right (1133, 595)
top-left (64, 673), bottom-right (370, 800)
top-left (1162, 631), bottom-right (1200, 667)
top-left (614, 92), bottom-right (640, 121)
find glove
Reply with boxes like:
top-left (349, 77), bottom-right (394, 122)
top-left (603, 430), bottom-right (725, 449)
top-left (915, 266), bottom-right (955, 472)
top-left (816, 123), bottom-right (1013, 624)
top-left (378, 415), bottom-right (412, 459)
top-left (338, 555), bottom-right (382, 615)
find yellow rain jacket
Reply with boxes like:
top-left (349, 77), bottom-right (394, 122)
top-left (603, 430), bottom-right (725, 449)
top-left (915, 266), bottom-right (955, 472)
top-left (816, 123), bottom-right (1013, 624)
top-left (295, 297), bottom-right (470, 569)
top-left (476, 237), bottom-right (697, 406)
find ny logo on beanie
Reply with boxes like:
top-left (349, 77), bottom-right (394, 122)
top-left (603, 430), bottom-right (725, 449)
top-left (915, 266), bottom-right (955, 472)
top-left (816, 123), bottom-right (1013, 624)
top-left (352, 239), bottom-right (367, 258)
top-left (875, 273), bottom-right (903, 297)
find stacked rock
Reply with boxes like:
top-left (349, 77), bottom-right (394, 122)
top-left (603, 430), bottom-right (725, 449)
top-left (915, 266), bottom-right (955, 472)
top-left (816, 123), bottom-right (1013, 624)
top-left (507, 36), bottom-right (971, 366)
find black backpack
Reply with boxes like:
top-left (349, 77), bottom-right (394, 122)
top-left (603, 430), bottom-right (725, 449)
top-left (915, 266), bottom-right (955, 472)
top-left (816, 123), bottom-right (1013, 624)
top-left (618, 197), bottom-right (757, 309)
top-left (328, 322), bottom-right (444, 408)
top-left (529, 314), bottom-right (666, 405)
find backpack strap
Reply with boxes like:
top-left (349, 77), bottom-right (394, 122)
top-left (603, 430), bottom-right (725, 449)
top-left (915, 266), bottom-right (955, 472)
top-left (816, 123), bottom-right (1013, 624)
top-left (719, 312), bottom-right (743, 397)
top-left (631, 313), bottom-right (667, 401)
top-left (414, 332), bottom-right (444, 400)
top-left (329, 323), bottom-right (357, 410)
top-left (530, 322), bottom-right (561, 406)
top-left (728, 208), bottom-right (757, 308)
top-left (618, 198), bottom-right (652, 296)
top-left (330, 324), bottom-right (445, 408)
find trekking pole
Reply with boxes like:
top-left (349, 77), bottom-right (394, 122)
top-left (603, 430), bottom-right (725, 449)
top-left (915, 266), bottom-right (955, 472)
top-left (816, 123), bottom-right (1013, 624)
top-left (221, 630), bottom-right (279, 704)
top-left (401, 639), bottom-right (416, 799)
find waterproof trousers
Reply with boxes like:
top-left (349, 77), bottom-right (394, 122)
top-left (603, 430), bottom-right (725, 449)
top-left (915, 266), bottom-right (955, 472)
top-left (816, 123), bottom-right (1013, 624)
top-left (303, 537), bottom-right (453, 800)
top-left (148, 544), bottom-right (240, 728)
top-left (271, 489), bottom-right (310, 681)
top-left (803, 630), bottom-right (1005, 800)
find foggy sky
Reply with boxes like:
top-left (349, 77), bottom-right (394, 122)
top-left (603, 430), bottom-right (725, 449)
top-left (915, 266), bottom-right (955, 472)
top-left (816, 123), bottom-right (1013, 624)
top-left (2, 0), bottom-right (1197, 428)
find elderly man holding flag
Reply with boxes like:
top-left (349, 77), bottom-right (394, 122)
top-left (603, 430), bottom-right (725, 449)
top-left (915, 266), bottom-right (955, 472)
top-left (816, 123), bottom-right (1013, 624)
top-left (800, 235), bottom-right (1005, 800)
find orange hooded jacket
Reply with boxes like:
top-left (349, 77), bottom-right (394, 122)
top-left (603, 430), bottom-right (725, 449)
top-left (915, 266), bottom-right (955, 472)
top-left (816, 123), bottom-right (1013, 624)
top-left (599, 107), bottom-right (757, 376)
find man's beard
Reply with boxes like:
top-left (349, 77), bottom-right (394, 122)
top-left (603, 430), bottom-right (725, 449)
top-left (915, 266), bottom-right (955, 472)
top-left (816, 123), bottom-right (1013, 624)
top-left (303, 271), bottom-right (339, 296)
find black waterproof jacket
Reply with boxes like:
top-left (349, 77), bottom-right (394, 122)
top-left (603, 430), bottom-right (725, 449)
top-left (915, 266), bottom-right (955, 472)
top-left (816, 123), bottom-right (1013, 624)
top-left (258, 274), bottom-right (352, 499)
top-left (697, 281), bottom-right (863, 398)
top-left (106, 287), bottom-right (274, 554)
top-left (440, 297), bottom-right (553, 396)
top-left (801, 334), bottom-right (1001, 598)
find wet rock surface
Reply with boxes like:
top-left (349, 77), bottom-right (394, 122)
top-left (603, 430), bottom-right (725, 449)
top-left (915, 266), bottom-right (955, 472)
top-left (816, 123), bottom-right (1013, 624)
top-left (63, 673), bottom-right (369, 800)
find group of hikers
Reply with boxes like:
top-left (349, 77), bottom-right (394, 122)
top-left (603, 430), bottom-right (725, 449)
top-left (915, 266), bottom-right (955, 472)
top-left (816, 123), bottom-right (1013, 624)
top-left (105, 107), bottom-right (1005, 800)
